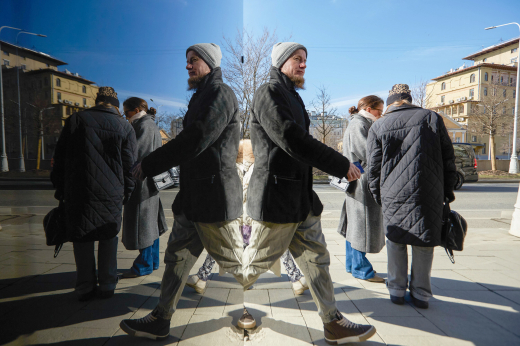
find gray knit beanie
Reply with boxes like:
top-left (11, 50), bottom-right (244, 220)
top-left (271, 42), bottom-right (308, 68)
top-left (186, 43), bottom-right (222, 69)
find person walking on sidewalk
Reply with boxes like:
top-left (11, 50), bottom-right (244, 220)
top-left (186, 139), bottom-right (309, 298)
top-left (340, 96), bottom-right (386, 283)
top-left (366, 84), bottom-right (457, 309)
top-left (244, 42), bottom-right (376, 344)
top-left (120, 98), bottom-right (168, 279)
top-left (51, 87), bottom-right (137, 301)
top-left (120, 43), bottom-right (243, 341)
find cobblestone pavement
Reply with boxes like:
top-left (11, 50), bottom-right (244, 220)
top-left (1, 184), bottom-right (520, 345)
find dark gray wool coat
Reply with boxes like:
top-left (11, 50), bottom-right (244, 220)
top-left (51, 105), bottom-right (136, 242)
top-left (366, 104), bottom-right (457, 247)
top-left (141, 67), bottom-right (242, 223)
top-left (122, 115), bottom-right (168, 250)
top-left (247, 67), bottom-right (352, 223)
top-left (342, 114), bottom-right (384, 253)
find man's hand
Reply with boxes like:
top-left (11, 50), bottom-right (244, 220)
top-left (346, 163), bottom-right (361, 182)
top-left (131, 162), bottom-right (145, 181)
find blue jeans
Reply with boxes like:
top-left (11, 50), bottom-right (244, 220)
top-left (345, 240), bottom-right (375, 280)
top-left (131, 238), bottom-right (160, 276)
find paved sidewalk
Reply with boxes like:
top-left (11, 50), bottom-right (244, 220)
top-left (1, 207), bottom-right (520, 345)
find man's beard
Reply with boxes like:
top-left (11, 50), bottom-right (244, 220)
top-left (187, 75), bottom-right (205, 90)
top-left (289, 75), bottom-right (305, 90)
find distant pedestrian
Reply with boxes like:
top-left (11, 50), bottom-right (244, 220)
top-left (366, 84), bottom-right (457, 309)
top-left (338, 95), bottom-right (385, 283)
top-left (51, 87), bottom-right (137, 301)
top-left (121, 97), bottom-right (168, 278)
top-left (185, 139), bottom-right (309, 296)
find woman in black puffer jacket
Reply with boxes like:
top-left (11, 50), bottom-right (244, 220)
top-left (366, 84), bottom-right (457, 309)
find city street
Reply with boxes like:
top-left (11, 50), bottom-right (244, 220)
top-left (1, 183), bottom-right (520, 345)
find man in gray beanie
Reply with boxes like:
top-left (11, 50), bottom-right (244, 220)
top-left (244, 43), bottom-right (376, 344)
top-left (120, 43), bottom-right (243, 340)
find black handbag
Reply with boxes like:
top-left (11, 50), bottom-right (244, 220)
top-left (441, 198), bottom-right (468, 263)
top-left (152, 168), bottom-right (177, 191)
top-left (43, 201), bottom-right (68, 258)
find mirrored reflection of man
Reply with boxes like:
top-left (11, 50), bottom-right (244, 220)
top-left (120, 43), bottom-right (244, 340)
top-left (244, 42), bottom-right (376, 344)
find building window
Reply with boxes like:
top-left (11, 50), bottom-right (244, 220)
top-left (470, 74), bottom-right (476, 83)
top-left (503, 89), bottom-right (507, 97)
top-left (46, 64), bottom-right (49, 67)
top-left (469, 89), bottom-right (474, 97)
top-left (441, 95), bottom-right (445, 103)
top-left (483, 58), bottom-right (487, 62)
top-left (511, 78), bottom-right (514, 85)
top-left (66, 107), bottom-right (71, 116)
top-left (491, 75), bottom-right (494, 81)
top-left (2, 51), bottom-right (8, 56)
top-left (459, 105), bottom-right (464, 114)
top-left (472, 136), bottom-right (477, 142)
top-left (21, 64), bottom-right (26, 70)
top-left (83, 98), bottom-right (87, 107)
top-left (484, 72), bottom-right (488, 81)
top-left (447, 108), bottom-right (451, 115)
top-left (513, 48), bottom-right (518, 53)
top-left (484, 87), bottom-right (488, 96)
top-left (82, 85), bottom-right (87, 93)
top-left (57, 92), bottom-right (61, 101)
top-left (2, 59), bottom-right (9, 66)
top-left (453, 106), bottom-right (458, 115)
top-left (56, 78), bottom-right (61, 87)
top-left (441, 82), bottom-right (446, 90)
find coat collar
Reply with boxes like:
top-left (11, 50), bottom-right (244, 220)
top-left (90, 104), bottom-right (121, 116)
top-left (195, 67), bottom-right (223, 92)
top-left (352, 112), bottom-right (374, 125)
top-left (269, 66), bottom-right (296, 92)
top-left (384, 103), bottom-right (420, 116)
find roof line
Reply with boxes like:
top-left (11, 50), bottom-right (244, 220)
top-left (462, 36), bottom-right (520, 60)
top-left (432, 63), bottom-right (517, 81)
top-left (0, 40), bottom-right (67, 66)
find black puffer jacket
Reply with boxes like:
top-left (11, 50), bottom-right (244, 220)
top-left (247, 67), bottom-right (352, 223)
top-left (51, 105), bottom-right (137, 242)
top-left (141, 67), bottom-right (242, 223)
top-left (366, 104), bottom-right (457, 247)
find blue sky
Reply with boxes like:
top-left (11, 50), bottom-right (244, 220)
top-left (2, 0), bottom-right (520, 114)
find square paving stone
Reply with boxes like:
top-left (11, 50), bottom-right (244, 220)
top-left (194, 288), bottom-right (230, 315)
top-left (365, 316), bottom-right (444, 337)
top-left (268, 288), bottom-right (301, 317)
top-left (178, 315), bottom-right (243, 346)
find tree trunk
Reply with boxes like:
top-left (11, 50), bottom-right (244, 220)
top-left (490, 134), bottom-right (496, 171)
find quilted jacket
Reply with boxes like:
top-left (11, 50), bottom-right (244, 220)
top-left (141, 67), bottom-right (242, 223)
top-left (366, 104), bottom-right (457, 247)
top-left (51, 105), bottom-right (137, 242)
top-left (247, 67), bottom-right (352, 223)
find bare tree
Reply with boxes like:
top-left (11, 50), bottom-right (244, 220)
top-left (310, 85), bottom-right (344, 149)
top-left (468, 80), bottom-right (514, 171)
top-left (411, 79), bottom-right (434, 109)
top-left (221, 28), bottom-right (281, 139)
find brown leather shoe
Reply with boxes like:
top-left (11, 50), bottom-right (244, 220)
top-left (365, 274), bottom-right (385, 283)
top-left (237, 308), bottom-right (256, 329)
top-left (324, 312), bottom-right (376, 344)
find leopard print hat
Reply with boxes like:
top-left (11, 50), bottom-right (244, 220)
top-left (386, 84), bottom-right (412, 106)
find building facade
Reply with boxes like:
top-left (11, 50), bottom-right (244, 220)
top-left (426, 37), bottom-right (518, 159)
top-left (1, 40), bottom-right (98, 170)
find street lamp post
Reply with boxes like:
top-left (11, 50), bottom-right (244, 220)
top-left (485, 23), bottom-right (520, 173)
top-left (14, 31), bottom-right (46, 172)
top-left (0, 26), bottom-right (22, 172)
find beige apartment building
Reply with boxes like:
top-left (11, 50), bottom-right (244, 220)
top-left (426, 37), bottom-right (518, 159)
top-left (1, 40), bottom-right (98, 169)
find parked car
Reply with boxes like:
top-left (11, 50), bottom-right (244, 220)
top-left (453, 143), bottom-right (478, 190)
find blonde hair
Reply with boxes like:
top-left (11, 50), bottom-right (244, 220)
top-left (96, 101), bottom-right (122, 117)
top-left (383, 99), bottom-right (413, 116)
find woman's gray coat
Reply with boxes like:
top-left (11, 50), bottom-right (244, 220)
top-left (123, 115), bottom-right (168, 250)
top-left (341, 114), bottom-right (384, 254)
